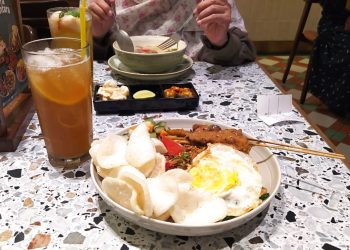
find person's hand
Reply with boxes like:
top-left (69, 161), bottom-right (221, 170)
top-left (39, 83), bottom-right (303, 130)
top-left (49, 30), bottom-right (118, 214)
top-left (89, 0), bottom-right (114, 38)
top-left (194, 0), bottom-right (231, 47)
top-left (345, 16), bottom-right (350, 32)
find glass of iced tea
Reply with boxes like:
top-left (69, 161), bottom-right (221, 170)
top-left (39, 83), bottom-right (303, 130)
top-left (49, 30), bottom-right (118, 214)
top-left (47, 7), bottom-right (93, 62)
top-left (21, 38), bottom-right (92, 168)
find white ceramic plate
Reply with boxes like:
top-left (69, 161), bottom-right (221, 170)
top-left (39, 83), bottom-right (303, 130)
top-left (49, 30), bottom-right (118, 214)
top-left (90, 118), bottom-right (281, 236)
top-left (108, 55), bottom-right (193, 81)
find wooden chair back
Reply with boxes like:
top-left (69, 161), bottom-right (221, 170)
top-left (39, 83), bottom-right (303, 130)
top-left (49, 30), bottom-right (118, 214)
top-left (20, 0), bottom-right (71, 38)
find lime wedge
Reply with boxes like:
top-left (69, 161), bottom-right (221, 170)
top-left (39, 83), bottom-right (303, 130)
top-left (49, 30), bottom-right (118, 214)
top-left (133, 90), bottom-right (156, 99)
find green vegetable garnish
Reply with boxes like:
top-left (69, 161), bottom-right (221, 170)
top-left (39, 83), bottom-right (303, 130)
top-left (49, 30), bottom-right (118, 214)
top-left (67, 10), bottom-right (80, 18)
top-left (181, 152), bottom-right (190, 159)
top-left (259, 193), bottom-right (270, 201)
top-left (58, 10), bottom-right (80, 18)
top-left (149, 132), bottom-right (157, 138)
top-left (145, 117), bottom-right (155, 124)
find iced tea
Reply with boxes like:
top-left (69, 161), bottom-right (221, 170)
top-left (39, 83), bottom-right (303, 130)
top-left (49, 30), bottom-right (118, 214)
top-left (47, 7), bottom-right (93, 61)
top-left (22, 38), bottom-right (92, 168)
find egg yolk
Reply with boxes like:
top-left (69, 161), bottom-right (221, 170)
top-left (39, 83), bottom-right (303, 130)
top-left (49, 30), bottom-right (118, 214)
top-left (189, 164), bottom-right (240, 194)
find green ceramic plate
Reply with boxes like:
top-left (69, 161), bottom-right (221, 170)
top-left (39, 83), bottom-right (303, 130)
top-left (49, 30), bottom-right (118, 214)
top-left (108, 54), bottom-right (193, 81)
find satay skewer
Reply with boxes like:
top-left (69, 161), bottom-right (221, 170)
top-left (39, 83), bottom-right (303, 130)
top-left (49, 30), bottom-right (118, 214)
top-left (251, 142), bottom-right (345, 160)
top-left (164, 135), bottom-right (345, 160)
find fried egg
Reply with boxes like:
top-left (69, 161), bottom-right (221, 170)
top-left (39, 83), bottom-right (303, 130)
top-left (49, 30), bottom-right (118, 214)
top-left (190, 143), bottom-right (263, 217)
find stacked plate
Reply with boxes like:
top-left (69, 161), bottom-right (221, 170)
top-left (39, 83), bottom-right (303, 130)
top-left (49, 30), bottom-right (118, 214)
top-left (108, 54), bottom-right (193, 81)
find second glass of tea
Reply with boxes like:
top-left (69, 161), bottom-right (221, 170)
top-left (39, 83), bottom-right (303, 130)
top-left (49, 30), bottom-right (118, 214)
top-left (47, 7), bottom-right (93, 61)
top-left (21, 37), bottom-right (93, 168)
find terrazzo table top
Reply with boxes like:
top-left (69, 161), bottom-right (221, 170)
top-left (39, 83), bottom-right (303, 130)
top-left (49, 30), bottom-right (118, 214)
top-left (1, 61), bottom-right (349, 250)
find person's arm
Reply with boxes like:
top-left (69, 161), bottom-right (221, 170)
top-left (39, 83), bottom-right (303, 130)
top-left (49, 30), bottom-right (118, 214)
top-left (197, 27), bottom-right (256, 66)
top-left (194, 0), bottom-right (255, 65)
top-left (93, 31), bottom-right (114, 61)
top-left (89, 0), bottom-right (114, 60)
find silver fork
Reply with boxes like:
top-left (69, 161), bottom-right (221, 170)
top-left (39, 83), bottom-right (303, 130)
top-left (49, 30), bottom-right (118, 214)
top-left (157, 13), bottom-right (194, 50)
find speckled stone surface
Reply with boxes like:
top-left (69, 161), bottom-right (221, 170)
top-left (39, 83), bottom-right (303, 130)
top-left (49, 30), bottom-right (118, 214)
top-left (0, 61), bottom-right (349, 250)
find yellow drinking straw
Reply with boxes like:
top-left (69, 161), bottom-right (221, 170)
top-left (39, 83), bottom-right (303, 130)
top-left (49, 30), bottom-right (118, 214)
top-left (80, 0), bottom-right (87, 57)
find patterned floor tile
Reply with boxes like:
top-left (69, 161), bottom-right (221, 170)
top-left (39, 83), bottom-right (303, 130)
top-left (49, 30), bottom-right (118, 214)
top-left (301, 103), bottom-right (319, 112)
top-left (299, 58), bottom-right (310, 64)
top-left (283, 82), bottom-right (297, 90)
top-left (308, 111), bottom-right (337, 128)
top-left (274, 56), bottom-right (289, 60)
top-left (286, 89), bottom-right (303, 100)
top-left (343, 135), bottom-right (350, 144)
top-left (258, 55), bottom-right (350, 161)
top-left (290, 65), bottom-right (307, 73)
top-left (324, 128), bottom-right (347, 142)
top-left (267, 66), bottom-right (282, 72)
top-left (336, 143), bottom-right (350, 157)
top-left (270, 72), bottom-right (292, 81)
top-left (258, 58), bottom-right (279, 66)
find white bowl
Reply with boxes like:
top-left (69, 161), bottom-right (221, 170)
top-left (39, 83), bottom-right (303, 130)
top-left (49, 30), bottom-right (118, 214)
top-left (90, 118), bottom-right (281, 236)
top-left (113, 35), bottom-right (187, 74)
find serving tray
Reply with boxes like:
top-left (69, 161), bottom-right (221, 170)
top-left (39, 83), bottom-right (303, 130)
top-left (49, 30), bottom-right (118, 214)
top-left (93, 83), bottom-right (199, 114)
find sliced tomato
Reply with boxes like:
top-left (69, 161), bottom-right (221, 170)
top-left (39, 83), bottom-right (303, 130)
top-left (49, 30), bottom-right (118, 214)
top-left (165, 161), bottom-right (172, 171)
top-left (161, 137), bottom-right (184, 156)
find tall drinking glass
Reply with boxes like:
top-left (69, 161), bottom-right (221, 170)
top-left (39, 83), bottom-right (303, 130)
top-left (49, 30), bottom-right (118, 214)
top-left (47, 7), bottom-right (93, 63)
top-left (22, 38), bottom-right (93, 168)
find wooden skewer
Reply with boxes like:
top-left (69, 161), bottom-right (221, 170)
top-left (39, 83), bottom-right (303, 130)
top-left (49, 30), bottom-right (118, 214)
top-left (249, 139), bottom-right (345, 160)
top-left (165, 136), bottom-right (345, 160)
top-left (165, 135), bottom-right (182, 140)
top-left (173, 139), bottom-right (191, 145)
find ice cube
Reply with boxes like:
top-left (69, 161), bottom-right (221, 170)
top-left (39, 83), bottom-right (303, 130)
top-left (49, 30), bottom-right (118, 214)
top-left (26, 54), bottom-right (64, 69)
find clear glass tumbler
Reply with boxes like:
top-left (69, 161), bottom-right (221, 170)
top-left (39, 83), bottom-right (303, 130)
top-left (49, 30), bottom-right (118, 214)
top-left (22, 37), bottom-right (93, 168)
top-left (47, 7), bottom-right (93, 63)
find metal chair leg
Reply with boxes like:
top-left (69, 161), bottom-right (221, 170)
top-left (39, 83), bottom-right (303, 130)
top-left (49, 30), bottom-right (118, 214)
top-left (282, 1), bottom-right (313, 83)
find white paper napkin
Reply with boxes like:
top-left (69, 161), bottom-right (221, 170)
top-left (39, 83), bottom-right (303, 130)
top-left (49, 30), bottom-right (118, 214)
top-left (257, 95), bottom-right (300, 126)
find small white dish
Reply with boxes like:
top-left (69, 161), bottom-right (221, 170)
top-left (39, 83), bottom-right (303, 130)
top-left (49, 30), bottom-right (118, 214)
top-left (108, 55), bottom-right (193, 81)
top-left (90, 118), bottom-right (281, 236)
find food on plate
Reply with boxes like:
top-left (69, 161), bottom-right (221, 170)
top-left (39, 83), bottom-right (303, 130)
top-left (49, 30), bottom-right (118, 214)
top-left (170, 189), bottom-right (227, 225)
top-left (125, 123), bottom-right (157, 176)
top-left (135, 46), bottom-right (177, 54)
top-left (102, 165), bottom-right (153, 217)
top-left (133, 90), bottom-right (156, 99)
top-left (167, 124), bottom-right (252, 153)
top-left (97, 80), bottom-right (129, 100)
top-left (164, 86), bottom-right (194, 98)
top-left (90, 119), bottom-right (269, 225)
top-left (146, 171), bottom-right (179, 218)
top-left (89, 134), bottom-right (129, 177)
top-left (190, 144), bottom-right (262, 216)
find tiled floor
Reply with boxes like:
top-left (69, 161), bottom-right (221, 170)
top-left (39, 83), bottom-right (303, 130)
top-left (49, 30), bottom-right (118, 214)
top-left (258, 55), bottom-right (350, 162)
